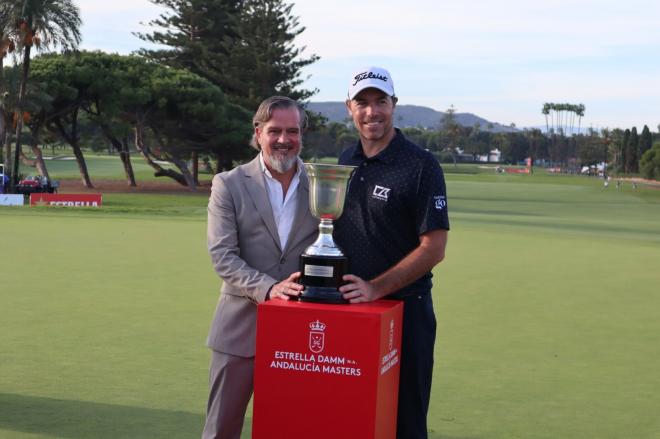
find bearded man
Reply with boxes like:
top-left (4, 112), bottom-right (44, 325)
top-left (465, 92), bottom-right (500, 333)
top-left (202, 96), bottom-right (318, 439)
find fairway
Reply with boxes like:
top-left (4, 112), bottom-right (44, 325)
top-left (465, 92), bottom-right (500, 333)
top-left (16, 153), bottom-right (214, 184)
top-left (2, 173), bottom-right (660, 438)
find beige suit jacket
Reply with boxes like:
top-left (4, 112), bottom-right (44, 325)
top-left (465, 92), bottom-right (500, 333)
top-left (206, 156), bottom-right (318, 357)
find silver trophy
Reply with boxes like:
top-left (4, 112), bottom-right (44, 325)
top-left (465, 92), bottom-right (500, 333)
top-left (299, 163), bottom-right (356, 304)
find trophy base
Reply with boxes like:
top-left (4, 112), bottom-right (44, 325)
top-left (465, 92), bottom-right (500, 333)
top-left (299, 286), bottom-right (348, 304)
top-left (299, 254), bottom-right (349, 305)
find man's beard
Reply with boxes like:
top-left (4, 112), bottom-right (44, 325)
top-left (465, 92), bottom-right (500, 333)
top-left (265, 142), bottom-right (302, 174)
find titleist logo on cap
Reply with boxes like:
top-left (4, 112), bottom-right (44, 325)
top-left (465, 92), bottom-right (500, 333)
top-left (348, 66), bottom-right (394, 99)
top-left (352, 71), bottom-right (389, 86)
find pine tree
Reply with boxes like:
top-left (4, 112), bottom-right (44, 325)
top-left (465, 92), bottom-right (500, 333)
top-left (228, 0), bottom-right (319, 110)
top-left (620, 129), bottom-right (630, 173)
top-left (626, 127), bottom-right (639, 173)
top-left (137, 0), bottom-right (319, 112)
top-left (137, 0), bottom-right (242, 94)
top-left (639, 125), bottom-right (652, 156)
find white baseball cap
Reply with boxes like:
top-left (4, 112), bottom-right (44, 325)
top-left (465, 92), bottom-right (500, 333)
top-left (348, 66), bottom-right (395, 100)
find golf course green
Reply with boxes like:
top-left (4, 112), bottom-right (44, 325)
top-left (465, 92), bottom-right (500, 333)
top-left (2, 167), bottom-right (659, 438)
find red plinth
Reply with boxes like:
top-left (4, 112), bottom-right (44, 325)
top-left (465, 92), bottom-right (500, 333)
top-left (253, 299), bottom-right (403, 439)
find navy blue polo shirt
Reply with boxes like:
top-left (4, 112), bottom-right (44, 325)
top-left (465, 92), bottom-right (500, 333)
top-left (334, 129), bottom-right (450, 298)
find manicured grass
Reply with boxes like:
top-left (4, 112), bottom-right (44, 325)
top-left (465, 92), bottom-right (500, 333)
top-left (18, 153), bottom-right (213, 183)
top-left (433, 178), bottom-right (660, 438)
top-left (1, 173), bottom-right (659, 438)
top-left (1, 196), bottom-right (215, 438)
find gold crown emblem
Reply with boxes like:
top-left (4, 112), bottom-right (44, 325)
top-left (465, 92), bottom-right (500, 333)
top-left (309, 320), bottom-right (326, 332)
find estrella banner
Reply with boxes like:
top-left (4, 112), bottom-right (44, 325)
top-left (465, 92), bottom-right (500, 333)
top-left (505, 167), bottom-right (530, 174)
top-left (30, 193), bottom-right (102, 207)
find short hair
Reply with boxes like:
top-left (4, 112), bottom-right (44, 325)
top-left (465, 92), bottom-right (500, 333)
top-left (250, 96), bottom-right (308, 150)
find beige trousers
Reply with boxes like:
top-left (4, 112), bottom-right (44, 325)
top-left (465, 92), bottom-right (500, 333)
top-left (202, 351), bottom-right (254, 439)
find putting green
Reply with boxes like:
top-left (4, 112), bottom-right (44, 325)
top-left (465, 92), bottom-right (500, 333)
top-left (1, 173), bottom-right (659, 438)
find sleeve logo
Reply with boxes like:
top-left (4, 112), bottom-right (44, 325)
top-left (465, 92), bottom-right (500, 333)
top-left (434, 195), bottom-right (446, 210)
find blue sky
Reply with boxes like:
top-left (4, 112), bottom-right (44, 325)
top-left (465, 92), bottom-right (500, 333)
top-left (75, 0), bottom-right (660, 130)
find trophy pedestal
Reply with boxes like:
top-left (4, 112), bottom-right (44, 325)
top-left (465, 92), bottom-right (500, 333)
top-left (299, 254), bottom-right (348, 304)
top-left (253, 299), bottom-right (403, 439)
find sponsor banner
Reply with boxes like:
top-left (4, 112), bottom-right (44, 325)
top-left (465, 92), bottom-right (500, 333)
top-left (0, 194), bottom-right (25, 206)
top-left (254, 300), bottom-right (403, 439)
top-left (30, 193), bottom-right (102, 207)
top-left (505, 167), bottom-right (530, 174)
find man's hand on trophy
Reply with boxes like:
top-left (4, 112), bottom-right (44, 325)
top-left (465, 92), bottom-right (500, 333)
top-left (270, 272), bottom-right (305, 300)
top-left (339, 274), bottom-right (379, 303)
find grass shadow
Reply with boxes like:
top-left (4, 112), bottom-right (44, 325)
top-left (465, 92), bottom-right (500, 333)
top-left (0, 393), bottom-right (204, 439)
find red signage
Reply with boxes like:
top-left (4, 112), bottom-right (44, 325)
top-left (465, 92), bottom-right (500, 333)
top-left (30, 193), bottom-right (102, 207)
top-left (505, 167), bottom-right (530, 174)
top-left (253, 300), bottom-right (403, 439)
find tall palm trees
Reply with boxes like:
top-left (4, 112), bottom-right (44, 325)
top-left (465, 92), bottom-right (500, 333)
top-left (0, 0), bottom-right (80, 191)
top-left (541, 102), bottom-right (586, 136)
top-left (541, 103), bottom-right (587, 168)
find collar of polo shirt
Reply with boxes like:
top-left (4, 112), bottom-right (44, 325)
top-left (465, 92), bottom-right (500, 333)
top-left (351, 128), bottom-right (404, 165)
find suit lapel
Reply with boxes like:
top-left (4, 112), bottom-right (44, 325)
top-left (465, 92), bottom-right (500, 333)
top-left (242, 156), bottom-right (282, 251)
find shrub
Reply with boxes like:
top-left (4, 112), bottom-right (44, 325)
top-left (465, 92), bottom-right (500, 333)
top-left (640, 142), bottom-right (660, 180)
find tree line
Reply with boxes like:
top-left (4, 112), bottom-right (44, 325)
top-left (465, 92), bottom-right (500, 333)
top-left (306, 104), bottom-right (660, 179)
top-left (2, 1), bottom-right (660, 190)
top-left (1, 0), bottom-right (318, 191)
top-left (2, 51), bottom-right (253, 188)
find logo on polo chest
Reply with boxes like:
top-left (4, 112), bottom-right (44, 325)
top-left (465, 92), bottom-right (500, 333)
top-left (372, 185), bottom-right (391, 201)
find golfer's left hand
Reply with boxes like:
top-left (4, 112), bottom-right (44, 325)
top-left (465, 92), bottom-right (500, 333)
top-left (339, 274), bottom-right (379, 303)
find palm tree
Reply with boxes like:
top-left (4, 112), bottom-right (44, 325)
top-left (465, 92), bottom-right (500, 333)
top-left (542, 103), bottom-right (550, 134)
top-left (576, 103), bottom-right (585, 136)
top-left (2, 64), bottom-right (54, 178)
top-left (4, 0), bottom-right (80, 192)
top-left (1, 5), bottom-right (18, 174)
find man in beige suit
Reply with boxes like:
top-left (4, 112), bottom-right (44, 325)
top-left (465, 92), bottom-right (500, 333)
top-left (202, 96), bottom-right (318, 439)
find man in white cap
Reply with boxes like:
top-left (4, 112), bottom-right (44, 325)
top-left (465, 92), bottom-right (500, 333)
top-left (335, 66), bottom-right (450, 438)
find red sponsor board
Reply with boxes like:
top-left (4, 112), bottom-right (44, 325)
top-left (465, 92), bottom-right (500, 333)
top-left (30, 193), bottom-right (102, 207)
top-left (253, 299), bottom-right (403, 439)
top-left (505, 167), bottom-right (530, 174)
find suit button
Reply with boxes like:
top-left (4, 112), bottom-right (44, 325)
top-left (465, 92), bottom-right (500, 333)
top-left (280, 258), bottom-right (285, 264)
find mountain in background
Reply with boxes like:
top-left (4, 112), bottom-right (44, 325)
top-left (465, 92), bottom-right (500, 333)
top-left (307, 102), bottom-right (517, 133)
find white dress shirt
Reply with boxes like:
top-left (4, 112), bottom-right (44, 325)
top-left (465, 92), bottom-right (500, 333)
top-left (260, 153), bottom-right (302, 250)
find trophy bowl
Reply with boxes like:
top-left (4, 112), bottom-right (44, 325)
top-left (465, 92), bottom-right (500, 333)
top-left (299, 163), bottom-right (356, 304)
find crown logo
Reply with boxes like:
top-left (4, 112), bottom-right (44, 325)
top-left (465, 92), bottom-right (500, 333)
top-left (309, 320), bottom-right (326, 332)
